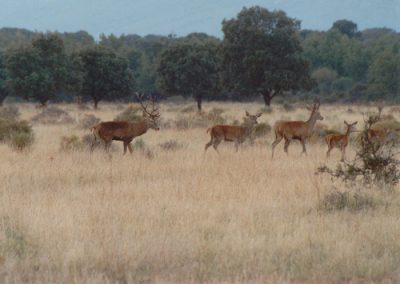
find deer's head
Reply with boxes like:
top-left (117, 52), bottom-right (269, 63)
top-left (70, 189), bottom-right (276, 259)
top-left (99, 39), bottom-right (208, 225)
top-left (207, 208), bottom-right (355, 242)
top-left (307, 99), bottom-right (324, 121)
top-left (344, 120), bottom-right (358, 132)
top-left (245, 111), bottom-right (262, 125)
top-left (137, 92), bottom-right (160, 131)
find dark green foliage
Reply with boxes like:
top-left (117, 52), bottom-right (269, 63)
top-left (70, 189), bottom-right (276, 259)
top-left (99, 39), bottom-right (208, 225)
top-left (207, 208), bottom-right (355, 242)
top-left (221, 6), bottom-right (314, 106)
top-left (79, 47), bottom-right (135, 108)
top-left (59, 135), bottom-right (83, 152)
top-left (331, 20), bottom-right (360, 38)
top-left (5, 34), bottom-right (81, 105)
top-left (0, 52), bottom-right (8, 105)
top-left (158, 42), bottom-right (219, 111)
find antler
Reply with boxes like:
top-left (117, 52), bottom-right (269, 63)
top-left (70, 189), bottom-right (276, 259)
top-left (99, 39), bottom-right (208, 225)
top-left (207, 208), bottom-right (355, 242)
top-left (136, 92), bottom-right (160, 119)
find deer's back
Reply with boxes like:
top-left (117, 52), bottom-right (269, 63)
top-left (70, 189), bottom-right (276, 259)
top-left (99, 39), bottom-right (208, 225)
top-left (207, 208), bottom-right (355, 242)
top-left (274, 120), bottom-right (309, 138)
top-left (210, 125), bottom-right (245, 141)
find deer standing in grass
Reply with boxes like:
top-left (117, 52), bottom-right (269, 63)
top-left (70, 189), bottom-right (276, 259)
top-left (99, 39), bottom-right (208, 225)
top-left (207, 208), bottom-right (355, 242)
top-left (205, 111), bottom-right (262, 153)
top-left (271, 99), bottom-right (323, 158)
top-left (91, 94), bottom-right (160, 154)
top-left (325, 121), bottom-right (358, 161)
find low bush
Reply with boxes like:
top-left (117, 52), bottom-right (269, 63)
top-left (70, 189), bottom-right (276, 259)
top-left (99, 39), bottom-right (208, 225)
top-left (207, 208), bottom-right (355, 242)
top-left (78, 114), bottom-right (101, 130)
top-left (0, 106), bottom-right (20, 120)
top-left (0, 118), bottom-right (34, 151)
top-left (282, 103), bottom-right (295, 112)
top-left (114, 104), bottom-right (143, 122)
top-left (60, 135), bottom-right (84, 152)
top-left (158, 140), bottom-right (185, 151)
top-left (7, 132), bottom-right (34, 151)
top-left (180, 105), bottom-right (197, 113)
top-left (320, 190), bottom-right (380, 212)
top-left (253, 122), bottom-right (271, 138)
top-left (259, 106), bottom-right (273, 114)
top-left (31, 106), bottom-right (75, 124)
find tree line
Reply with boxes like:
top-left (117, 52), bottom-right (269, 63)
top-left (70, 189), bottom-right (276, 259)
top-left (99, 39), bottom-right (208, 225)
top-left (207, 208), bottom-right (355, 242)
top-left (0, 6), bottom-right (399, 110)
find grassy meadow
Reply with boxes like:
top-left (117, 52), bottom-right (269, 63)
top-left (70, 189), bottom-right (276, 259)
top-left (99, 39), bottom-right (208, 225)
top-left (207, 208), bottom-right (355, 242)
top-left (1, 101), bottom-right (400, 283)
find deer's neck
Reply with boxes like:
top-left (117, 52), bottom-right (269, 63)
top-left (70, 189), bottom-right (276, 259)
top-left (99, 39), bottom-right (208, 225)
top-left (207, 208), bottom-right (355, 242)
top-left (131, 120), bottom-right (149, 136)
top-left (306, 112), bottom-right (319, 132)
top-left (344, 127), bottom-right (351, 138)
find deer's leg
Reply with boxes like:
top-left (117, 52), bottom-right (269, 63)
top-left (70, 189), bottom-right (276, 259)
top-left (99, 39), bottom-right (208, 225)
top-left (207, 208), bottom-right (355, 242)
top-left (205, 137), bottom-right (213, 152)
top-left (105, 141), bottom-right (112, 153)
top-left (326, 145), bottom-right (333, 158)
top-left (234, 140), bottom-right (240, 152)
top-left (271, 135), bottom-right (283, 158)
top-left (90, 136), bottom-right (97, 152)
top-left (213, 137), bottom-right (222, 153)
top-left (284, 138), bottom-right (291, 155)
top-left (128, 143), bottom-right (133, 154)
top-left (123, 142), bottom-right (128, 155)
top-left (340, 146), bottom-right (346, 161)
top-left (300, 138), bottom-right (307, 155)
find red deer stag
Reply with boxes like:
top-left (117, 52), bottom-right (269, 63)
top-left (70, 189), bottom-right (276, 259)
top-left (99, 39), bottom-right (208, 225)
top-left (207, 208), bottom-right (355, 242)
top-left (325, 121), bottom-right (357, 161)
top-left (91, 93), bottom-right (160, 154)
top-left (205, 111), bottom-right (262, 153)
top-left (271, 99), bottom-right (323, 158)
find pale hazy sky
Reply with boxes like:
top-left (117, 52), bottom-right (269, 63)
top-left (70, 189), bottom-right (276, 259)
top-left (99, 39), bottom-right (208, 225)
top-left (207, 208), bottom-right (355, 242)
top-left (1, 0), bottom-right (399, 38)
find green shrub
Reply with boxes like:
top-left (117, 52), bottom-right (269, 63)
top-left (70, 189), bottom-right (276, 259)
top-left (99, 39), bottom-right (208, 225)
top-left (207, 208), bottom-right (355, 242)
top-left (133, 138), bottom-right (145, 150)
top-left (31, 106), bottom-right (74, 124)
top-left (114, 104), bottom-right (142, 123)
top-left (282, 103), bottom-right (295, 112)
top-left (259, 106), bottom-right (273, 114)
top-left (7, 132), bottom-right (34, 151)
top-left (60, 135), bottom-right (83, 152)
top-left (78, 114), bottom-right (101, 129)
top-left (158, 140), bottom-right (185, 151)
top-left (0, 118), bottom-right (34, 151)
top-left (320, 190), bottom-right (379, 212)
top-left (0, 106), bottom-right (20, 120)
top-left (253, 123), bottom-right (271, 138)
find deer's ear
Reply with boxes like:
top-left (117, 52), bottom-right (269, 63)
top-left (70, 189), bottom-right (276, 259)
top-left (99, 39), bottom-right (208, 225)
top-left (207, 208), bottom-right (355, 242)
top-left (245, 111), bottom-right (250, 116)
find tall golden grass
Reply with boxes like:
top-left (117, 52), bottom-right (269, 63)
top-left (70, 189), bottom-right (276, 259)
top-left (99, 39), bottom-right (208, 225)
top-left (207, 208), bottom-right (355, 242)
top-left (0, 102), bottom-right (399, 283)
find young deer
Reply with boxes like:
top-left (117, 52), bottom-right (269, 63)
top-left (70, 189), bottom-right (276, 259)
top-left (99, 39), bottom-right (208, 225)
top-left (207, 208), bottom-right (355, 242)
top-left (325, 121), bottom-right (357, 161)
top-left (91, 94), bottom-right (160, 154)
top-left (205, 111), bottom-right (262, 153)
top-left (271, 99), bottom-right (323, 157)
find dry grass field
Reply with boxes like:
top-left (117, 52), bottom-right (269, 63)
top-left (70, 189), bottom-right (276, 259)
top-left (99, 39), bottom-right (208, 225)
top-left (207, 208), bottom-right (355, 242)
top-left (1, 101), bottom-right (400, 283)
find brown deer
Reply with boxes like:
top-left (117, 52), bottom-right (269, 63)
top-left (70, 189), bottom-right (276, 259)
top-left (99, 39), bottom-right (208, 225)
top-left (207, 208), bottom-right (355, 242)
top-left (271, 99), bottom-right (323, 157)
top-left (205, 111), bottom-right (262, 153)
top-left (325, 121), bottom-right (358, 161)
top-left (91, 94), bottom-right (160, 154)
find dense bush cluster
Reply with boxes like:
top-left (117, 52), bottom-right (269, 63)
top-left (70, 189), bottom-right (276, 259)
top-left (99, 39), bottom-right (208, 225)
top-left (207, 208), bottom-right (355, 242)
top-left (0, 106), bottom-right (34, 151)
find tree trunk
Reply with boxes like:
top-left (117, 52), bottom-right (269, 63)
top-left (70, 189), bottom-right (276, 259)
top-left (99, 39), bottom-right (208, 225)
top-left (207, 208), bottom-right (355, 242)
top-left (196, 98), bottom-right (202, 112)
top-left (94, 100), bottom-right (99, 110)
top-left (262, 92), bottom-right (272, 106)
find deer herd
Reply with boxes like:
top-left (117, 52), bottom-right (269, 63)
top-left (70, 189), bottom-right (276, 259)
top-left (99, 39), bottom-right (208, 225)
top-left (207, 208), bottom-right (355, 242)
top-left (90, 95), bottom-right (395, 160)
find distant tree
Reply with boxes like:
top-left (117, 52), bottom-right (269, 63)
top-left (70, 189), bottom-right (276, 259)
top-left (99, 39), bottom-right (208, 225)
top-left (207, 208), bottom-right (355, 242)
top-left (158, 43), bottom-right (219, 111)
top-left (79, 47), bottom-right (134, 109)
top-left (367, 50), bottom-right (400, 98)
top-left (331, 20), bottom-right (359, 38)
top-left (0, 52), bottom-right (8, 105)
top-left (221, 6), bottom-right (314, 106)
top-left (5, 34), bottom-right (71, 106)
